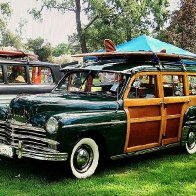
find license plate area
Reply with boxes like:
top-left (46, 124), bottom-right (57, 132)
top-left (0, 144), bottom-right (14, 158)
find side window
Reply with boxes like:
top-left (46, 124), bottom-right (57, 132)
top-left (0, 65), bottom-right (3, 83)
top-left (188, 75), bottom-right (196, 95)
top-left (163, 75), bottom-right (184, 97)
top-left (128, 75), bottom-right (158, 98)
top-left (29, 67), bottom-right (54, 84)
top-left (7, 65), bottom-right (26, 83)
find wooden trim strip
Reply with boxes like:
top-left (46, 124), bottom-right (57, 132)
top-left (124, 108), bottom-right (131, 152)
top-left (124, 98), bottom-right (162, 107)
top-left (162, 137), bottom-right (178, 145)
top-left (130, 116), bottom-right (161, 123)
top-left (166, 114), bottom-right (181, 119)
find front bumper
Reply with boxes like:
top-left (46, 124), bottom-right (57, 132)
top-left (0, 143), bottom-right (68, 161)
top-left (0, 120), bottom-right (68, 161)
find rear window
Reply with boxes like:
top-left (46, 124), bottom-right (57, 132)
top-left (29, 66), bottom-right (54, 84)
top-left (188, 75), bottom-right (196, 95)
top-left (163, 75), bottom-right (184, 97)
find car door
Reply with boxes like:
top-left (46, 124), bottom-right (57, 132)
top-left (161, 73), bottom-right (190, 145)
top-left (123, 72), bottom-right (164, 153)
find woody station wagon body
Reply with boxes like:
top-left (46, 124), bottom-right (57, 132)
top-left (0, 51), bottom-right (195, 178)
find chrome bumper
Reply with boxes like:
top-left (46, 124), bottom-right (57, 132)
top-left (16, 148), bottom-right (68, 161)
top-left (0, 143), bottom-right (68, 161)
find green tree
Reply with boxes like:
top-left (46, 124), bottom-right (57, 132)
top-left (30, 0), bottom-right (170, 53)
top-left (84, 0), bottom-right (170, 51)
top-left (0, 2), bottom-right (12, 46)
top-left (26, 37), bottom-right (53, 61)
top-left (1, 31), bottom-right (23, 49)
top-left (52, 43), bottom-right (73, 56)
top-left (162, 0), bottom-right (196, 53)
top-left (0, 2), bottom-right (23, 49)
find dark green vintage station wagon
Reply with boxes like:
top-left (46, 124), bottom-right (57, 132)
top-left (0, 49), bottom-right (195, 178)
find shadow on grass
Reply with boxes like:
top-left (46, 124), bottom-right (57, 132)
top-left (0, 147), bottom-right (185, 182)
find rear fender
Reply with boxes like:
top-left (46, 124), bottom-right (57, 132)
top-left (181, 106), bottom-right (196, 145)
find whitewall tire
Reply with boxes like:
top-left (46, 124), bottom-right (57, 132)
top-left (185, 131), bottom-right (196, 154)
top-left (70, 138), bottom-right (99, 179)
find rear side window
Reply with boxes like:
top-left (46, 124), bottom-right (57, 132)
top-left (128, 75), bottom-right (158, 98)
top-left (7, 65), bottom-right (26, 83)
top-left (0, 65), bottom-right (3, 83)
top-left (188, 75), bottom-right (196, 95)
top-left (29, 67), bottom-right (54, 84)
top-left (163, 75), bottom-right (184, 97)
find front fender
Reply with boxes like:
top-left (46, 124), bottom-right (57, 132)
top-left (56, 110), bottom-right (127, 157)
top-left (0, 104), bottom-right (10, 121)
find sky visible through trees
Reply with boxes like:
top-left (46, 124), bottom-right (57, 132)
top-left (3, 0), bottom-right (180, 46)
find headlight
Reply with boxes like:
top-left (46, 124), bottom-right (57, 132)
top-left (46, 117), bottom-right (58, 134)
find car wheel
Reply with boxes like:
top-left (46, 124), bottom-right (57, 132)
top-left (70, 138), bottom-right (99, 179)
top-left (186, 130), bottom-right (196, 154)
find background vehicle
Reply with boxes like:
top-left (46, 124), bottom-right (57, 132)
top-left (0, 49), bottom-right (195, 179)
top-left (0, 50), bottom-right (62, 105)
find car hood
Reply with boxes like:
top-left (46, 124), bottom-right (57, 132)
top-left (9, 93), bottom-right (118, 127)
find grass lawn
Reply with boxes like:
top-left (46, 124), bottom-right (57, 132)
top-left (0, 147), bottom-right (195, 196)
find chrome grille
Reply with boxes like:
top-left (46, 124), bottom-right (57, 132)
top-left (0, 121), bottom-right (12, 144)
top-left (0, 120), bottom-right (58, 153)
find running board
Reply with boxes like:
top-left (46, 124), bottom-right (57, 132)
top-left (110, 143), bottom-right (180, 160)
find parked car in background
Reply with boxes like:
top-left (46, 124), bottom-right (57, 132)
top-left (0, 44), bottom-right (195, 179)
top-left (0, 50), bottom-right (62, 105)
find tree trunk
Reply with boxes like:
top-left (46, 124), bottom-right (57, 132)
top-left (75, 0), bottom-right (88, 53)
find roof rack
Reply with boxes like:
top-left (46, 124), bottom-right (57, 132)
top-left (73, 51), bottom-right (196, 71)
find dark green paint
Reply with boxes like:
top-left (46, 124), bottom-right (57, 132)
top-left (7, 93), bottom-right (127, 157)
top-left (181, 106), bottom-right (196, 145)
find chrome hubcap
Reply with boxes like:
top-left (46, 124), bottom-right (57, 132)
top-left (187, 132), bottom-right (195, 149)
top-left (73, 145), bottom-right (93, 173)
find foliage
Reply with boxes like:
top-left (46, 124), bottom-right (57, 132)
top-left (1, 31), bottom-right (23, 49)
top-left (0, 149), bottom-right (195, 195)
top-left (26, 37), bottom-right (53, 61)
top-left (0, 2), bottom-right (24, 49)
top-left (30, 0), bottom-right (170, 53)
top-left (84, 0), bottom-right (170, 51)
top-left (52, 43), bottom-right (73, 57)
top-left (161, 0), bottom-right (196, 53)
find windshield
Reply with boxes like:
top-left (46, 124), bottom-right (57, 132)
top-left (54, 70), bottom-right (128, 98)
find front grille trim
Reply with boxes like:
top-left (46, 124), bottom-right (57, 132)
top-left (0, 120), bottom-right (59, 155)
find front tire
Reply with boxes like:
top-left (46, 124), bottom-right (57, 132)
top-left (186, 130), bottom-right (196, 154)
top-left (70, 138), bottom-right (99, 179)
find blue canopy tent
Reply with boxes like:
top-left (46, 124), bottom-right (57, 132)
top-left (84, 35), bottom-right (196, 64)
top-left (115, 34), bottom-right (196, 57)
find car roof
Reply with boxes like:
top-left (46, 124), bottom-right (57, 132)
top-left (0, 58), bottom-right (59, 66)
